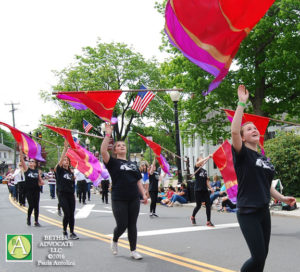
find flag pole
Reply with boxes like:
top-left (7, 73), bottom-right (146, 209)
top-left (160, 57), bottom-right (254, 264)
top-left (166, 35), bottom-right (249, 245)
top-left (221, 108), bottom-right (300, 126)
top-left (52, 88), bottom-right (184, 95)
top-left (70, 130), bottom-right (104, 139)
top-left (160, 145), bottom-right (187, 162)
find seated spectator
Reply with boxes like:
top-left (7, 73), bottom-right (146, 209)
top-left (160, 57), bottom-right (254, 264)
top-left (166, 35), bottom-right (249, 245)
top-left (210, 184), bottom-right (227, 206)
top-left (210, 175), bottom-right (221, 191)
top-left (157, 188), bottom-right (166, 203)
top-left (167, 183), bottom-right (188, 207)
top-left (219, 196), bottom-right (237, 212)
top-left (161, 186), bottom-right (175, 205)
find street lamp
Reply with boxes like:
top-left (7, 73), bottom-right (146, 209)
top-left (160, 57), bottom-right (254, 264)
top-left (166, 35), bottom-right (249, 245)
top-left (85, 138), bottom-right (90, 151)
top-left (170, 90), bottom-right (183, 184)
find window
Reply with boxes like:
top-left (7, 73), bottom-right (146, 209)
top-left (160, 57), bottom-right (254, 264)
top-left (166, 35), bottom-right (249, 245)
top-left (0, 152), bottom-right (1, 158)
top-left (4, 152), bottom-right (7, 159)
top-left (213, 161), bottom-right (217, 169)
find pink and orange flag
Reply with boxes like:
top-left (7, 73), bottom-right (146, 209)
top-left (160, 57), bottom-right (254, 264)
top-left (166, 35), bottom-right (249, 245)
top-left (138, 134), bottom-right (171, 176)
top-left (0, 122), bottom-right (45, 161)
top-left (45, 125), bottom-right (108, 184)
top-left (165, 0), bottom-right (275, 94)
top-left (212, 140), bottom-right (237, 203)
top-left (56, 91), bottom-right (122, 122)
top-left (223, 109), bottom-right (270, 154)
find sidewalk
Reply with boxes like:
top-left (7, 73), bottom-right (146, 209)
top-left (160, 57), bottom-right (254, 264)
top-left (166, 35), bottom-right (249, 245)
top-left (180, 202), bottom-right (300, 218)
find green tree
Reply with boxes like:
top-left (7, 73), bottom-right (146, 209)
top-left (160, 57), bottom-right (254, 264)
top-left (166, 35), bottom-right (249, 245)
top-left (156, 0), bottom-right (300, 142)
top-left (264, 131), bottom-right (300, 196)
top-left (0, 128), bottom-right (15, 149)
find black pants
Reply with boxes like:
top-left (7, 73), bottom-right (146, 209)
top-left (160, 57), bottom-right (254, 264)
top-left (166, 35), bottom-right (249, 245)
top-left (102, 190), bottom-right (109, 204)
top-left (18, 182), bottom-right (26, 206)
top-left (222, 199), bottom-right (236, 209)
top-left (15, 184), bottom-right (19, 202)
top-left (192, 190), bottom-right (211, 221)
top-left (26, 189), bottom-right (40, 222)
top-left (237, 207), bottom-right (271, 272)
top-left (56, 189), bottom-right (62, 211)
top-left (77, 180), bottom-right (87, 203)
top-left (59, 192), bottom-right (76, 233)
top-left (112, 198), bottom-right (140, 251)
top-left (149, 191), bottom-right (158, 213)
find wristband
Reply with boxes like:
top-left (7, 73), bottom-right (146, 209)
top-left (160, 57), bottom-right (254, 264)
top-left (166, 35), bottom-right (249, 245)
top-left (238, 101), bottom-right (246, 108)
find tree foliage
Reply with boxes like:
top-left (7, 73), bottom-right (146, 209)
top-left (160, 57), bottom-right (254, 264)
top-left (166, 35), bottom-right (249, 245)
top-left (0, 128), bottom-right (15, 149)
top-left (264, 131), bottom-right (300, 196)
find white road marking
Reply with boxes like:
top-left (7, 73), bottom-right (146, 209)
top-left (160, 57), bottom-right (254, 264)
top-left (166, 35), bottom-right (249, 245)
top-left (75, 204), bottom-right (95, 219)
top-left (107, 223), bottom-right (239, 238)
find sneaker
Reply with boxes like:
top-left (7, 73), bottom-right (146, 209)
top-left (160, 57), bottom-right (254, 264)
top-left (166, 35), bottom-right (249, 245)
top-left (149, 213), bottom-right (153, 217)
top-left (190, 216), bottom-right (196, 225)
top-left (130, 250), bottom-right (143, 260)
top-left (206, 221), bottom-right (215, 227)
top-left (69, 233), bottom-right (79, 240)
top-left (27, 218), bottom-right (31, 226)
top-left (34, 222), bottom-right (41, 227)
top-left (111, 240), bottom-right (118, 255)
top-left (63, 231), bottom-right (68, 240)
top-left (152, 213), bottom-right (159, 217)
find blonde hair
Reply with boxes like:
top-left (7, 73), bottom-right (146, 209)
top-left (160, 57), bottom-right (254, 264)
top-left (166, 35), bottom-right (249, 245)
top-left (213, 175), bottom-right (218, 182)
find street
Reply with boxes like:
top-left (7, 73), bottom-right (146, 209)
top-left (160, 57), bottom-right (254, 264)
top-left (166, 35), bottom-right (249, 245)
top-left (1, 184), bottom-right (299, 272)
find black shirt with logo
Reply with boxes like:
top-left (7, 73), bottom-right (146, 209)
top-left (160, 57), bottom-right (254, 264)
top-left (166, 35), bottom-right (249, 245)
top-left (194, 167), bottom-right (208, 191)
top-left (55, 165), bottom-right (75, 194)
top-left (24, 168), bottom-right (40, 191)
top-left (149, 170), bottom-right (159, 192)
top-left (105, 157), bottom-right (142, 201)
top-left (232, 143), bottom-right (275, 209)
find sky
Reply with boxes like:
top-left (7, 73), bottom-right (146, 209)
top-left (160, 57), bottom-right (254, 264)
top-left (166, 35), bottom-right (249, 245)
top-left (0, 0), bottom-right (166, 133)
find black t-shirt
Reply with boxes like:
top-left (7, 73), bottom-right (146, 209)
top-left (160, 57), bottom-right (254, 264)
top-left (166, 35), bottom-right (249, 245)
top-left (24, 168), bottom-right (40, 191)
top-left (194, 167), bottom-right (208, 191)
top-left (181, 189), bottom-right (188, 201)
top-left (232, 143), bottom-right (275, 208)
top-left (149, 171), bottom-right (159, 192)
top-left (55, 165), bottom-right (75, 194)
top-left (105, 157), bottom-right (142, 201)
top-left (101, 179), bottom-right (110, 191)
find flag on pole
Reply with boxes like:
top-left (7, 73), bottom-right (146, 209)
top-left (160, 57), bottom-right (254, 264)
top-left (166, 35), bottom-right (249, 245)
top-left (131, 85), bottom-right (155, 114)
top-left (138, 133), bottom-right (171, 176)
top-left (56, 91), bottom-right (122, 122)
top-left (165, 0), bottom-right (275, 94)
top-left (44, 125), bottom-right (76, 149)
top-left (212, 140), bottom-right (238, 204)
top-left (83, 119), bottom-right (93, 133)
top-left (223, 109), bottom-right (270, 154)
top-left (0, 121), bottom-right (45, 161)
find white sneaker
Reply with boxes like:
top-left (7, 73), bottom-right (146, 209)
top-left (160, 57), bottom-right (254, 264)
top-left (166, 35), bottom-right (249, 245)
top-left (111, 240), bottom-right (118, 255)
top-left (130, 250), bottom-right (143, 260)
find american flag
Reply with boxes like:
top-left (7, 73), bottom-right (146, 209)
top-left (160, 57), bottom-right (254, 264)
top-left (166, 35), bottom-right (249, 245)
top-left (83, 119), bottom-right (93, 133)
top-left (131, 85), bottom-right (155, 114)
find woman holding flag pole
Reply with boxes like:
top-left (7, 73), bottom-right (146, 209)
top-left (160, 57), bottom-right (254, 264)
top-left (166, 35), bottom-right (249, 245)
top-left (231, 85), bottom-right (296, 272)
top-left (55, 140), bottom-right (79, 240)
top-left (101, 123), bottom-right (147, 260)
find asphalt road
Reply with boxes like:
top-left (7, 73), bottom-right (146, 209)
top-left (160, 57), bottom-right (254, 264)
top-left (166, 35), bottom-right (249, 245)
top-left (1, 184), bottom-right (299, 272)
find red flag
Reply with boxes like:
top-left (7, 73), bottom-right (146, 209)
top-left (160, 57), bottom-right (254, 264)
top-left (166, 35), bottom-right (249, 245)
top-left (223, 109), bottom-right (270, 152)
top-left (0, 122), bottom-right (45, 161)
top-left (56, 91), bottom-right (122, 122)
top-left (212, 140), bottom-right (238, 203)
top-left (44, 125), bottom-right (76, 149)
top-left (138, 134), bottom-right (161, 156)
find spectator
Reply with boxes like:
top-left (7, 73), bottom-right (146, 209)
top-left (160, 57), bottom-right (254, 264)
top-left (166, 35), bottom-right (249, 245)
top-left (160, 186), bottom-right (175, 205)
top-left (167, 183), bottom-right (188, 207)
top-left (210, 184), bottom-right (227, 206)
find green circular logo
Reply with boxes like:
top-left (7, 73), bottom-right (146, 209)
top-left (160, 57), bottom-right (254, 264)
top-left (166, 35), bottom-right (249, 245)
top-left (8, 236), bottom-right (31, 259)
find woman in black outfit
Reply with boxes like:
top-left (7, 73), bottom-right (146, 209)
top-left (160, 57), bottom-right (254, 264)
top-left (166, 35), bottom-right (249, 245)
top-left (149, 159), bottom-right (159, 217)
top-left (190, 155), bottom-right (214, 226)
top-left (55, 140), bottom-right (79, 240)
top-left (101, 123), bottom-right (147, 260)
top-left (19, 146), bottom-right (44, 227)
top-left (231, 85), bottom-right (296, 272)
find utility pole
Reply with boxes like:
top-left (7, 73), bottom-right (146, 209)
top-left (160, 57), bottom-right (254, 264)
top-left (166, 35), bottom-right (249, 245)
top-left (5, 102), bottom-right (19, 169)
